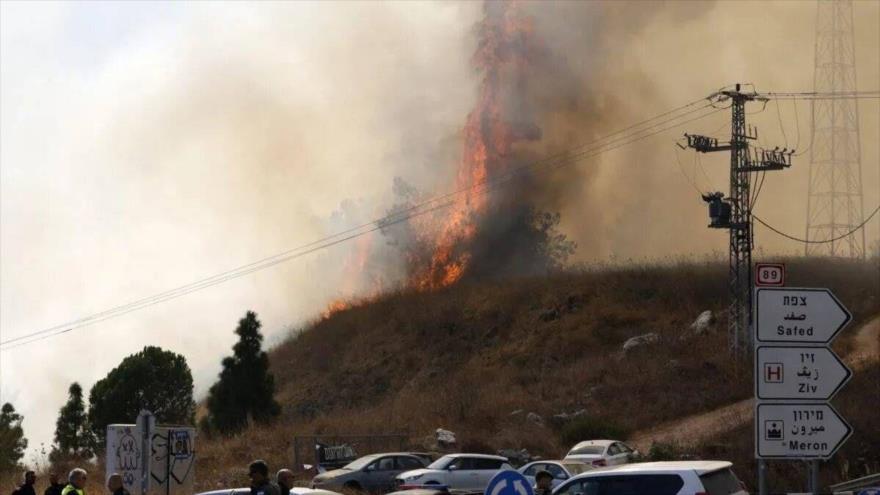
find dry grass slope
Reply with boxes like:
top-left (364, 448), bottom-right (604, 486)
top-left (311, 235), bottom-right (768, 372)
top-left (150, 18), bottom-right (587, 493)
top-left (191, 256), bottom-right (877, 490)
top-left (8, 257), bottom-right (873, 493)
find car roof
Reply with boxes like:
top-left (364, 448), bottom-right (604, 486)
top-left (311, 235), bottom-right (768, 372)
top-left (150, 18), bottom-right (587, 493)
top-left (573, 461), bottom-right (733, 476)
top-left (445, 453), bottom-right (508, 461)
top-left (197, 489), bottom-right (341, 495)
top-left (570, 440), bottom-right (616, 449)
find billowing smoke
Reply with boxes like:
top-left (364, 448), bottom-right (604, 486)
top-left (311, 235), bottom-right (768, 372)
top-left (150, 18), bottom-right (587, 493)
top-left (2, 0), bottom-right (878, 458)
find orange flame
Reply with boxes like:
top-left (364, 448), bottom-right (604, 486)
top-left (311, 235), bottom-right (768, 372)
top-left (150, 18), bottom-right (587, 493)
top-left (412, 1), bottom-right (536, 290)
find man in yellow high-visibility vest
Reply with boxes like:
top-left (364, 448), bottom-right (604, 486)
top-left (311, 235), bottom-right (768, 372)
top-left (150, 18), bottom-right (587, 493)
top-left (61, 469), bottom-right (87, 495)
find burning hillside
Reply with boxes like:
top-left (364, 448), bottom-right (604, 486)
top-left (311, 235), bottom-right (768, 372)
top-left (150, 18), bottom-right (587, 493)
top-left (391, 2), bottom-right (575, 288)
top-left (320, 1), bottom-right (578, 317)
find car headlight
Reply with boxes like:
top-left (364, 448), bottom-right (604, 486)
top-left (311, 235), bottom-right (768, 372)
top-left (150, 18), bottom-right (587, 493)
top-left (405, 474), bottom-right (424, 481)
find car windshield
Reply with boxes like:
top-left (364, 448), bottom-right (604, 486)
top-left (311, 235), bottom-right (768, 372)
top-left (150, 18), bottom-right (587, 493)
top-left (427, 456), bottom-right (454, 470)
top-left (561, 463), bottom-right (592, 475)
top-left (699, 468), bottom-right (742, 495)
top-left (568, 446), bottom-right (605, 456)
top-left (342, 455), bottom-right (379, 470)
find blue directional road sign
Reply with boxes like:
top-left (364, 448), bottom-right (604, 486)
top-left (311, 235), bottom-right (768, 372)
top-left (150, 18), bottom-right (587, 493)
top-left (487, 471), bottom-right (534, 495)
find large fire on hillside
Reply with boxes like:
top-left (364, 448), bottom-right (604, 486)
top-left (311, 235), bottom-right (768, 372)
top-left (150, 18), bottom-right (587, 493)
top-left (321, 1), bottom-right (572, 319)
top-left (409, 1), bottom-right (540, 290)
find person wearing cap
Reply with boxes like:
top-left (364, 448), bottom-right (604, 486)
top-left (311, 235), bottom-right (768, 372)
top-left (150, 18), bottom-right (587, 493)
top-left (534, 470), bottom-right (554, 495)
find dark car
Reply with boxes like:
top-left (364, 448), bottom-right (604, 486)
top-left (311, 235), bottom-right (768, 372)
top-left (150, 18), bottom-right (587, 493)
top-left (311, 453), bottom-right (427, 493)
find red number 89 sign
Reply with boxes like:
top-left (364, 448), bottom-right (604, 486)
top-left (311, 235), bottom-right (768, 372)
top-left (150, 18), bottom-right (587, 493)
top-left (755, 263), bottom-right (785, 287)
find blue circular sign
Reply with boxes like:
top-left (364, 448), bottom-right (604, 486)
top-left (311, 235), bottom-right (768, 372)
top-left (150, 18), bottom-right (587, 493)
top-left (486, 471), bottom-right (535, 495)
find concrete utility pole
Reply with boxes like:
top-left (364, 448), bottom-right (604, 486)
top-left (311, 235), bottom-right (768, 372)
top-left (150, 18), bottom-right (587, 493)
top-left (684, 84), bottom-right (792, 359)
top-left (805, 0), bottom-right (866, 258)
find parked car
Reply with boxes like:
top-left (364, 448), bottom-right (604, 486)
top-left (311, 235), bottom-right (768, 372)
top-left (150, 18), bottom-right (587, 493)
top-left (551, 461), bottom-right (748, 495)
top-left (406, 452), bottom-right (438, 466)
top-left (197, 489), bottom-right (340, 495)
top-left (518, 460), bottom-right (592, 488)
top-left (563, 440), bottom-right (639, 467)
top-left (385, 488), bottom-right (482, 495)
top-left (396, 453), bottom-right (514, 491)
top-left (311, 453), bottom-right (428, 493)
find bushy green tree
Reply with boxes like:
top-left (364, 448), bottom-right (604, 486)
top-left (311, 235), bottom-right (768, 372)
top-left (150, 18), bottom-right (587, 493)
top-left (205, 311), bottom-right (280, 434)
top-left (88, 346), bottom-right (195, 444)
top-left (0, 402), bottom-right (28, 471)
top-left (52, 383), bottom-right (95, 460)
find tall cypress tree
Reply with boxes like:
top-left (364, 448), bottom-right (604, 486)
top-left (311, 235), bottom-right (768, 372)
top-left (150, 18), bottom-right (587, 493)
top-left (52, 382), bottom-right (95, 460)
top-left (206, 311), bottom-right (280, 434)
top-left (0, 402), bottom-right (28, 471)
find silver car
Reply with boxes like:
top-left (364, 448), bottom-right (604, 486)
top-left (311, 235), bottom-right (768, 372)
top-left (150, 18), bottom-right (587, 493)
top-left (311, 453), bottom-right (427, 493)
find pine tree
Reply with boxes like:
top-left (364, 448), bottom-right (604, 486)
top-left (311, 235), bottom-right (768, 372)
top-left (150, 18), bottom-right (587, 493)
top-left (0, 402), bottom-right (28, 472)
top-left (52, 382), bottom-right (95, 460)
top-left (206, 311), bottom-right (280, 434)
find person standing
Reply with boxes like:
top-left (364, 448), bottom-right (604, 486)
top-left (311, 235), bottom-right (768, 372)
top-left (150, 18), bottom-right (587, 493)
top-left (106, 474), bottom-right (129, 495)
top-left (44, 473), bottom-right (64, 495)
top-left (13, 471), bottom-right (36, 495)
top-left (248, 460), bottom-right (280, 495)
top-left (61, 469), bottom-right (87, 495)
top-left (275, 469), bottom-right (295, 495)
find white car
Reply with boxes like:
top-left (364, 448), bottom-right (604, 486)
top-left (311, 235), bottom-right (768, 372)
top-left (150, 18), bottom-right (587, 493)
top-left (196, 488), bottom-right (341, 495)
top-left (518, 460), bottom-right (592, 488)
top-left (395, 453), bottom-right (513, 491)
top-left (563, 440), bottom-right (639, 467)
top-left (551, 461), bottom-right (748, 495)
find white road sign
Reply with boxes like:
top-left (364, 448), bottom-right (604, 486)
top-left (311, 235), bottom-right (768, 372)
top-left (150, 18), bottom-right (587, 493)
top-left (756, 346), bottom-right (851, 400)
top-left (755, 288), bottom-right (851, 344)
top-left (756, 403), bottom-right (852, 459)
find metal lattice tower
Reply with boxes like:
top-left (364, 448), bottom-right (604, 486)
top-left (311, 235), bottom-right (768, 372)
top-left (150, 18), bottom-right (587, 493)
top-left (685, 85), bottom-right (792, 358)
top-left (727, 92), bottom-right (753, 357)
top-left (805, 0), bottom-right (866, 258)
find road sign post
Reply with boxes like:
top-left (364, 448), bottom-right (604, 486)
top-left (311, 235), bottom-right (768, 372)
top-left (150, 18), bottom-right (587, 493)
top-left (486, 471), bottom-right (534, 495)
top-left (755, 263), bottom-right (785, 287)
top-left (755, 346), bottom-right (851, 400)
top-left (754, 285), bottom-right (854, 494)
top-left (755, 288), bottom-right (852, 344)
top-left (755, 403), bottom-right (852, 459)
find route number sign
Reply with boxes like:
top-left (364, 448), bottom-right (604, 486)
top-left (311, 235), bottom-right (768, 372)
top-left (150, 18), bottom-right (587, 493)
top-left (756, 263), bottom-right (785, 287)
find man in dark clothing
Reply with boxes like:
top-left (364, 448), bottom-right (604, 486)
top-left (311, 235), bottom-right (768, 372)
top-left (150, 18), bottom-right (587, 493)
top-left (13, 471), bottom-right (37, 495)
top-left (44, 473), bottom-right (64, 495)
top-left (275, 469), bottom-right (294, 495)
top-left (534, 471), bottom-right (553, 495)
top-left (249, 460), bottom-right (281, 495)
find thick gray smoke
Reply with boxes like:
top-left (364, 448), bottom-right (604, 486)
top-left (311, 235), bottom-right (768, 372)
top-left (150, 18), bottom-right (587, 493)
top-left (1, 0), bottom-right (877, 461)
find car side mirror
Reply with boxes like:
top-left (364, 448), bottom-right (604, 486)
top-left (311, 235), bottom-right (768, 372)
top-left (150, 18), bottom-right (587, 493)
top-left (448, 465), bottom-right (458, 471)
top-left (364, 465), bottom-right (375, 472)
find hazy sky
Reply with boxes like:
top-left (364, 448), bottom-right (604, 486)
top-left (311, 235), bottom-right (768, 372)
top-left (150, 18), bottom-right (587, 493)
top-left (1, 0), bottom-right (878, 460)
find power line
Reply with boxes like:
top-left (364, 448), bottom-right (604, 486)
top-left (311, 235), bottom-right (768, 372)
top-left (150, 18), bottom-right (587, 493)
top-left (1, 101), bottom-right (724, 350)
top-left (761, 90), bottom-right (880, 100)
top-left (754, 205), bottom-right (880, 244)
